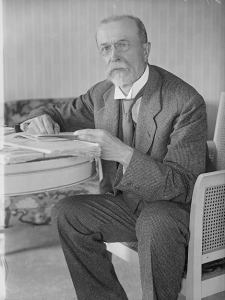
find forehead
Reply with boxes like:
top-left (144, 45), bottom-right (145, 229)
top-left (97, 18), bottom-right (140, 45)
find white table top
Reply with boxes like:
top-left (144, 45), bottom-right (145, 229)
top-left (2, 156), bottom-right (97, 196)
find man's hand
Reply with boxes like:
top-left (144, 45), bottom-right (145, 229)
top-left (23, 114), bottom-right (60, 134)
top-left (74, 129), bottom-right (134, 167)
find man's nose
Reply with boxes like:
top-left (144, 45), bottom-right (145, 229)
top-left (110, 44), bottom-right (120, 60)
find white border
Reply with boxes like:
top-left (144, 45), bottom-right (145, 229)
top-left (0, 0), bottom-right (6, 299)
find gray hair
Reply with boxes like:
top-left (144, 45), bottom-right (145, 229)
top-left (96, 15), bottom-right (148, 44)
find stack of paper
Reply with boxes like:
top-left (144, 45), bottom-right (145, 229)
top-left (15, 132), bottom-right (78, 141)
top-left (0, 146), bottom-right (44, 164)
top-left (4, 127), bottom-right (15, 135)
top-left (3, 132), bottom-right (101, 163)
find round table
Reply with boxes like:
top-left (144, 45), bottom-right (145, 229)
top-left (2, 156), bottom-right (97, 196)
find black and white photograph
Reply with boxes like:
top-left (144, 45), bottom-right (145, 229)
top-left (0, 0), bottom-right (225, 299)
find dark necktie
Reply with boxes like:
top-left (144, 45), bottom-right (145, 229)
top-left (122, 86), bottom-right (145, 146)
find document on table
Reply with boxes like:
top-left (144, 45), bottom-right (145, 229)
top-left (15, 131), bottom-right (78, 141)
top-left (0, 146), bottom-right (44, 164)
top-left (2, 132), bottom-right (101, 163)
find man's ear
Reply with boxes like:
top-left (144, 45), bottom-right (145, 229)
top-left (143, 42), bottom-right (151, 62)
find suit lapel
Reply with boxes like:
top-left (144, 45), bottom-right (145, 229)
top-left (95, 65), bottom-right (162, 154)
top-left (95, 85), bottom-right (120, 138)
top-left (135, 65), bottom-right (162, 153)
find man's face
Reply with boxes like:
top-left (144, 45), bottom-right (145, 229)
top-left (96, 18), bottom-right (150, 89)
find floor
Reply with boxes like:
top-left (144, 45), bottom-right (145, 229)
top-left (2, 224), bottom-right (225, 300)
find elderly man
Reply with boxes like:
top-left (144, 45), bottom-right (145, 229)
top-left (22, 15), bottom-right (208, 300)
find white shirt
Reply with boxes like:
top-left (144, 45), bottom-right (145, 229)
top-left (114, 65), bottom-right (149, 124)
top-left (114, 65), bottom-right (149, 173)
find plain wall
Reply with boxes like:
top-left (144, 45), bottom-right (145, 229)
top-left (3, 0), bottom-right (225, 139)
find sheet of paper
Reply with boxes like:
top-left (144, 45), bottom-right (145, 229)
top-left (17, 131), bottom-right (77, 140)
top-left (3, 134), bottom-right (101, 158)
top-left (0, 146), bottom-right (44, 164)
top-left (0, 126), bottom-right (15, 135)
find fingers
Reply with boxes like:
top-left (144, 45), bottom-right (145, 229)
top-left (54, 123), bottom-right (60, 134)
top-left (74, 129), bottom-right (120, 147)
top-left (25, 114), bottom-right (59, 134)
top-left (74, 128), bottom-right (130, 164)
top-left (74, 129), bottom-right (103, 143)
top-left (27, 122), bottom-right (41, 134)
top-left (74, 133), bottom-right (97, 143)
top-left (74, 129), bottom-right (101, 136)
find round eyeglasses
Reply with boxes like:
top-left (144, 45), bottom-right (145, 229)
top-left (99, 41), bottom-right (130, 56)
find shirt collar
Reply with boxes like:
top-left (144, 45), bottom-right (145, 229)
top-left (114, 65), bottom-right (149, 100)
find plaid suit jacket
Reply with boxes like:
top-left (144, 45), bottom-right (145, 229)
top-left (29, 64), bottom-right (208, 212)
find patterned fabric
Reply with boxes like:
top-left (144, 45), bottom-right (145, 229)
top-left (122, 99), bottom-right (136, 146)
top-left (4, 98), bottom-right (73, 127)
top-left (4, 98), bottom-right (99, 228)
top-left (122, 85), bottom-right (146, 146)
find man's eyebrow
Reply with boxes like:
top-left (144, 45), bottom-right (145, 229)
top-left (99, 39), bottom-right (129, 46)
top-left (99, 42), bottom-right (109, 46)
top-left (117, 39), bottom-right (129, 43)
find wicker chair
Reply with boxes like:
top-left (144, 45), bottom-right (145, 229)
top-left (106, 92), bottom-right (225, 300)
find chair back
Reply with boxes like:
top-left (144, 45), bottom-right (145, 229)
top-left (189, 170), bottom-right (225, 262)
top-left (184, 170), bottom-right (225, 300)
top-left (201, 173), bottom-right (225, 257)
top-left (213, 92), bottom-right (225, 170)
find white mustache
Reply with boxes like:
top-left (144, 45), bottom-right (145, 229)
top-left (106, 61), bottom-right (132, 74)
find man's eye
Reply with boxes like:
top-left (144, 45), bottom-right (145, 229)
top-left (119, 41), bottom-right (127, 46)
top-left (101, 45), bottom-right (111, 53)
top-left (117, 41), bottom-right (129, 50)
